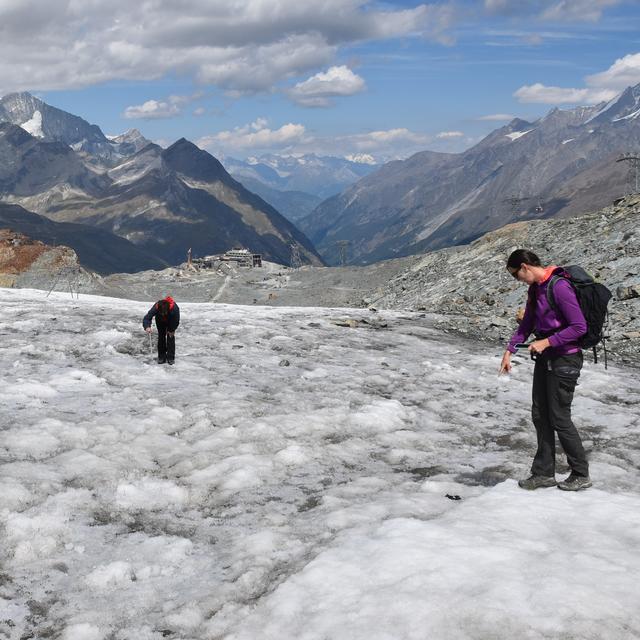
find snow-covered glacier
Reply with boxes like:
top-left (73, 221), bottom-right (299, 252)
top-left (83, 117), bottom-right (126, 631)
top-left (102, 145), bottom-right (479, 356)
top-left (1, 288), bottom-right (639, 639)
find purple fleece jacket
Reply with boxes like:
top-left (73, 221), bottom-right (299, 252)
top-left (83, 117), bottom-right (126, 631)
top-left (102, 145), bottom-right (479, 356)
top-left (507, 268), bottom-right (587, 357)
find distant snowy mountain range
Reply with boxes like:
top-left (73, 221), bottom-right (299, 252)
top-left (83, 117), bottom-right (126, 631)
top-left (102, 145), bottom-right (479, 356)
top-left (222, 153), bottom-right (379, 222)
top-left (225, 153), bottom-right (379, 200)
top-left (0, 92), bottom-right (322, 271)
top-left (299, 83), bottom-right (640, 265)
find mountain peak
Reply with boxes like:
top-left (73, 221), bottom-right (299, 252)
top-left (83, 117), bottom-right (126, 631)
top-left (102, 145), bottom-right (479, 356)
top-left (586, 83), bottom-right (640, 125)
top-left (107, 128), bottom-right (151, 155)
top-left (163, 138), bottom-right (229, 183)
top-left (0, 92), bottom-right (45, 122)
top-left (0, 91), bottom-right (109, 151)
top-left (507, 117), bottom-right (534, 130)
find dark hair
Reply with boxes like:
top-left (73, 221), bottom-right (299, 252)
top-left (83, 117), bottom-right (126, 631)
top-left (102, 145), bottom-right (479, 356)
top-left (157, 299), bottom-right (170, 320)
top-left (506, 249), bottom-right (541, 270)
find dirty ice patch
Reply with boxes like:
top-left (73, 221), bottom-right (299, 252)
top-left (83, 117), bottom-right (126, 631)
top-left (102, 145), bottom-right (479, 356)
top-left (302, 367), bottom-right (330, 379)
top-left (3, 380), bottom-right (58, 400)
top-left (275, 444), bottom-right (309, 466)
top-left (136, 535), bottom-right (194, 567)
top-left (115, 479), bottom-right (189, 511)
top-left (48, 369), bottom-right (106, 390)
top-left (61, 622), bottom-right (105, 640)
top-left (1, 427), bottom-right (60, 460)
top-left (187, 454), bottom-right (274, 494)
top-left (5, 511), bottom-right (70, 562)
top-left (86, 561), bottom-right (135, 590)
top-left (0, 479), bottom-right (32, 511)
top-left (91, 329), bottom-right (132, 345)
top-left (349, 399), bottom-right (412, 434)
top-left (163, 605), bottom-right (204, 634)
top-left (222, 481), bottom-right (640, 640)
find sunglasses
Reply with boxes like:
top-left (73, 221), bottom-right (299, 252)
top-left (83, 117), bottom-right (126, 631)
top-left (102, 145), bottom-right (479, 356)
top-left (508, 265), bottom-right (522, 279)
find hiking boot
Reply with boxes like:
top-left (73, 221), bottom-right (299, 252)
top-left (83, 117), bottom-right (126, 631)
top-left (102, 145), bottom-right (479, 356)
top-left (557, 473), bottom-right (592, 491)
top-left (518, 475), bottom-right (557, 490)
top-left (167, 359), bottom-right (174, 365)
top-left (158, 357), bottom-right (166, 364)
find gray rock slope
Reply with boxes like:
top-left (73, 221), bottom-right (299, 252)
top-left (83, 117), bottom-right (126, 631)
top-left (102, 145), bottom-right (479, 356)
top-left (302, 84), bottom-right (640, 266)
top-left (367, 194), bottom-right (640, 365)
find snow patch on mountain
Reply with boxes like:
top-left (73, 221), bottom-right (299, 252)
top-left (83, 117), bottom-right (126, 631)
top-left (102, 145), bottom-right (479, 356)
top-left (505, 129), bottom-right (532, 141)
top-left (345, 153), bottom-right (377, 165)
top-left (613, 107), bottom-right (640, 122)
top-left (20, 110), bottom-right (44, 138)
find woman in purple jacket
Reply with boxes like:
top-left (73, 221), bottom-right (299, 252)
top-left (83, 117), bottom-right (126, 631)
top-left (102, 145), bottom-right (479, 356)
top-left (500, 249), bottom-right (592, 491)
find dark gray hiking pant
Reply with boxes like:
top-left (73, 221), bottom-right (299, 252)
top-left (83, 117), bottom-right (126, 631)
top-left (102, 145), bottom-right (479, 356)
top-left (156, 321), bottom-right (175, 361)
top-left (530, 352), bottom-right (589, 478)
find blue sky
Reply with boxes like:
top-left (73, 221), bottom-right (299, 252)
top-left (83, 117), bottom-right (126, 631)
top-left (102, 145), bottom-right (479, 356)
top-left (1, 0), bottom-right (639, 161)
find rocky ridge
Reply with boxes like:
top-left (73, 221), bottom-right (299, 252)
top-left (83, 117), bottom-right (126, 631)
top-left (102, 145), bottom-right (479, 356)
top-left (366, 195), bottom-right (640, 365)
top-left (0, 230), bottom-right (98, 290)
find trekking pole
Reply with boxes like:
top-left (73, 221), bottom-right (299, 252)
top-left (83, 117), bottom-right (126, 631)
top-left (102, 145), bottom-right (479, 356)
top-left (148, 330), bottom-right (153, 356)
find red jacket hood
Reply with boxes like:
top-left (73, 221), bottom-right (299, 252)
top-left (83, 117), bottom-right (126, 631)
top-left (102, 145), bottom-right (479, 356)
top-left (164, 296), bottom-right (175, 310)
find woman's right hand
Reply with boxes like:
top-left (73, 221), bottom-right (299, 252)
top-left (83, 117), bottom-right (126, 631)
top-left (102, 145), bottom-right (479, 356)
top-left (499, 350), bottom-right (512, 375)
top-left (145, 327), bottom-right (152, 334)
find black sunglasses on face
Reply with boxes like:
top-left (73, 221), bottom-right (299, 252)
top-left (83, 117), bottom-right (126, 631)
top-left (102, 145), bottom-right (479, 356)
top-left (508, 265), bottom-right (522, 279)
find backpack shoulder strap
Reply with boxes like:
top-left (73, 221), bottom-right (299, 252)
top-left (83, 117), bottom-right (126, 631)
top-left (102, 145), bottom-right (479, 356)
top-left (545, 275), bottom-right (562, 314)
top-left (547, 272), bottom-right (581, 321)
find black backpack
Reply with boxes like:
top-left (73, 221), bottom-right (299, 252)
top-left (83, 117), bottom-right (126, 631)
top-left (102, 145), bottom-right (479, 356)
top-left (545, 265), bottom-right (612, 366)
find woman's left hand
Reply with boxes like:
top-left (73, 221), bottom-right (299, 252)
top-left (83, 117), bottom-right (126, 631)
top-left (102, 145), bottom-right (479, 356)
top-left (528, 338), bottom-right (551, 354)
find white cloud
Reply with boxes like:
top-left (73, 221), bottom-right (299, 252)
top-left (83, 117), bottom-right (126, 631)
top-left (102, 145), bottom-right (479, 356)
top-left (0, 1), bottom-right (455, 95)
top-left (586, 52), bottom-right (640, 91)
top-left (436, 131), bottom-right (464, 139)
top-left (483, 0), bottom-right (621, 22)
top-left (540, 0), bottom-right (620, 22)
top-left (123, 94), bottom-right (196, 120)
top-left (288, 66), bottom-right (366, 107)
top-left (477, 114), bottom-right (516, 121)
top-left (198, 119), bottom-right (308, 153)
top-left (514, 51), bottom-right (640, 105)
top-left (347, 128), bottom-right (431, 151)
top-left (197, 120), bottom-right (434, 161)
top-left (513, 83), bottom-right (616, 104)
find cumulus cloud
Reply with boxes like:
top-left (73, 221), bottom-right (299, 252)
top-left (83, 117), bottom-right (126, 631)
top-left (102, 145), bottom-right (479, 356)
top-left (345, 128), bottom-right (431, 151)
top-left (436, 131), bottom-right (464, 139)
top-left (197, 120), bottom-right (434, 160)
top-left (0, 1), bottom-right (455, 95)
top-left (198, 119), bottom-right (308, 153)
top-left (514, 52), bottom-right (640, 105)
top-left (514, 83), bottom-right (616, 104)
top-left (483, 0), bottom-right (620, 22)
top-left (477, 113), bottom-right (516, 121)
top-left (123, 94), bottom-right (198, 120)
top-left (586, 52), bottom-right (640, 91)
top-left (288, 66), bottom-right (366, 107)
